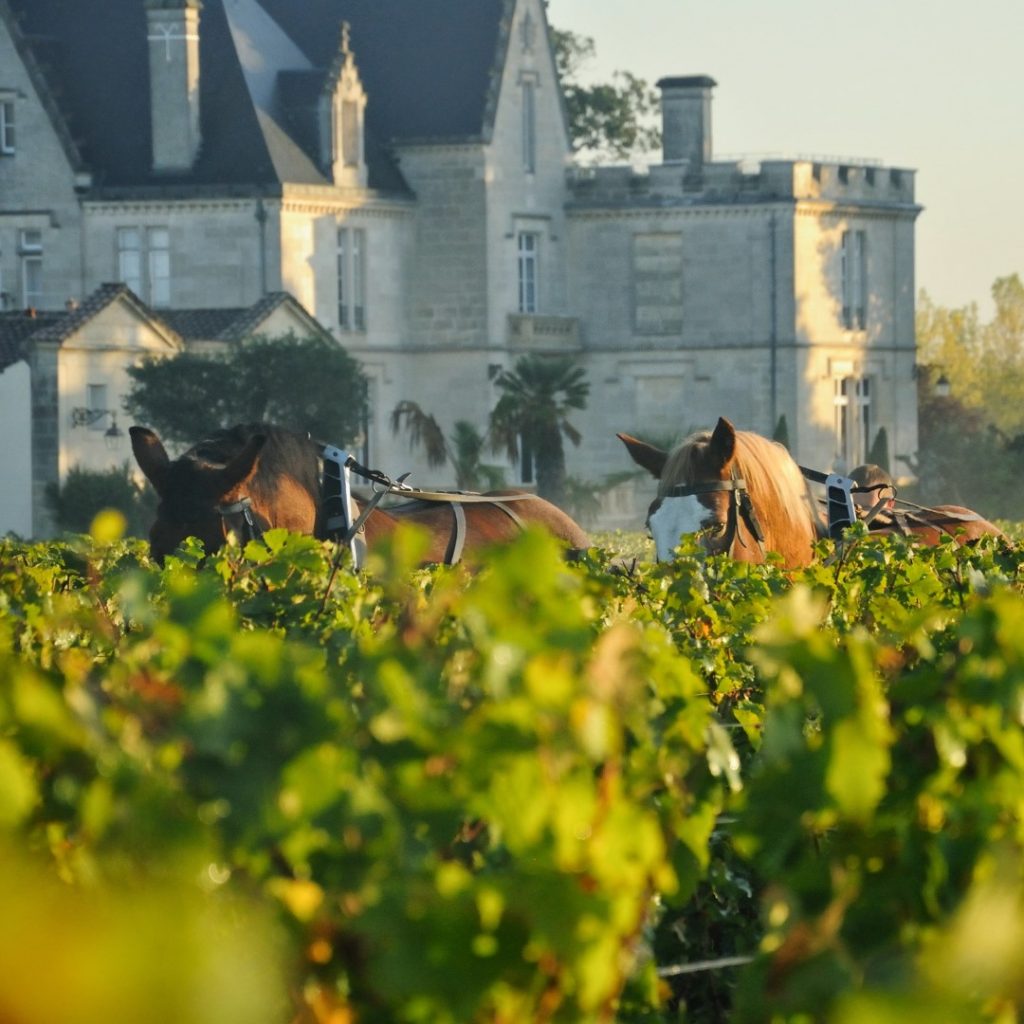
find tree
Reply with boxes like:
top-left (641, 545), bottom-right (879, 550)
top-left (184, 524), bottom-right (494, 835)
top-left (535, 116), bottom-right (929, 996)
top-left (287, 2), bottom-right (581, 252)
top-left (550, 27), bottom-right (661, 162)
top-left (45, 464), bottom-right (157, 537)
top-left (772, 414), bottom-right (790, 450)
top-left (916, 274), bottom-right (1024, 434)
top-left (488, 355), bottom-right (590, 506)
top-left (866, 426), bottom-right (890, 472)
top-left (912, 274), bottom-right (1024, 513)
top-left (125, 333), bottom-right (367, 447)
top-left (390, 402), bottom-right (507, 491)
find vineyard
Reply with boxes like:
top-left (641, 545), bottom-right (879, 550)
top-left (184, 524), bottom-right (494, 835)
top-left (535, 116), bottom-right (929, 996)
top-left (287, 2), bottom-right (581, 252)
top-left (1, 517), bottom-right (1023, 1023)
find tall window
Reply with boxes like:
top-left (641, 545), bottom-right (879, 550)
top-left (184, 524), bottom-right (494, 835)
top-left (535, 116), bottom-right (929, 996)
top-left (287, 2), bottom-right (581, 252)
top-left (117, 226), bottom-right (170, 305)
top-left (834, 375), bottom-right (871, 467)
top-left (19, 229), bottom-right (42, 309)
top-left (521, 78), bottom-right (537, 174)
top-left (0, 99), bottom-right (15, 155)
top-left (841, 229), bottom-right (867, 330)
top-left (351, 228), bottom-right (365, 330)
top-left (337, 226), bottom-right (367, 331)
top-left (117, 228), bottom-right (143, 295)
top-left (517, 232), bottom-right (539, 314)
top-left (147, 227), bottom-right (170, 307)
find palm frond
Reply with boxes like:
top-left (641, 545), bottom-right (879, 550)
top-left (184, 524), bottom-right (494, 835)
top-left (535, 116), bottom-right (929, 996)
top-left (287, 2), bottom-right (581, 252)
top-left (390, 400), bottom-right (449, 467)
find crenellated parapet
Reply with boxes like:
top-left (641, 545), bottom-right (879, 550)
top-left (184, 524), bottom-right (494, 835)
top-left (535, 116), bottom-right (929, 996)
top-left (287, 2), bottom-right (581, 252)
top-left (568, 156), bottom-right (915, 209)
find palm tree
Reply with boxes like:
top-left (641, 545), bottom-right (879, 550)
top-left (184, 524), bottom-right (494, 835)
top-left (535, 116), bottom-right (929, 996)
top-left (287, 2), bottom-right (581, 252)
top-left (390, 401), bottom-right (448, 469)
top-left (390, 401), bottom-right (506, 490)
top-left (488, 355), bottom-right (590, 506)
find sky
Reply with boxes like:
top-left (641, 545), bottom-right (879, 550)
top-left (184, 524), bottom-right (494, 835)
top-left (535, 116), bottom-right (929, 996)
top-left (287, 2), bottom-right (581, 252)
top-left (548, 0), bottom-right (1023, 319)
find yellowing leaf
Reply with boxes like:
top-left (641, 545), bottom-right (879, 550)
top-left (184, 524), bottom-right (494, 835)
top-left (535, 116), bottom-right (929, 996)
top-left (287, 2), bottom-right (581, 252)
top-left (90, 508), bottom-right (126, 544)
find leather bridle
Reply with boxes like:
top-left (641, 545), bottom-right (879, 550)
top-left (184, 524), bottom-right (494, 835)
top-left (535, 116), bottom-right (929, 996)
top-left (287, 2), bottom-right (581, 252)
top-left (214, 496), bottom-right (267, 545)
top-left (658, 465), bottom-right (767, 558)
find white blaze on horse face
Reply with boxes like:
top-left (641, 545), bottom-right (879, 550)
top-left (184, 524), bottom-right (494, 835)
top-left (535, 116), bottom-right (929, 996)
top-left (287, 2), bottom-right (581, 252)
top-left (649, 495), bottom-right (708, 561)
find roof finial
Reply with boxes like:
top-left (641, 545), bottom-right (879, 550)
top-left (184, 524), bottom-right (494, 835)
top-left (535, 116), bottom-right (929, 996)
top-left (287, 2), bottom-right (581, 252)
top-left (341, 20), bottom-right (351, 56)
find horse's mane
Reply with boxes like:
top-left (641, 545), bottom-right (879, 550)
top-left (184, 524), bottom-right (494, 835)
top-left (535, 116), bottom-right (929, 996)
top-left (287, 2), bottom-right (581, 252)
top-left (659, 427), bottom-right (819, 532)
top-left (180, 424), bottom-right (321, 505)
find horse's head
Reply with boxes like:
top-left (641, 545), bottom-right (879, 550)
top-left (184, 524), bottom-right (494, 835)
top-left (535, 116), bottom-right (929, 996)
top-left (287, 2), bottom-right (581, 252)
top-left (130, 426), bottom-right (269, 564)
top-left (619, 417), bottom-right (741, 561)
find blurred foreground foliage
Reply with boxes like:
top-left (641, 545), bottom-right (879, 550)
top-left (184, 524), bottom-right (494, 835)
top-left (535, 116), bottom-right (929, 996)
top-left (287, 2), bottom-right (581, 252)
top-left (1, 517), bottom-right (1023, 1022)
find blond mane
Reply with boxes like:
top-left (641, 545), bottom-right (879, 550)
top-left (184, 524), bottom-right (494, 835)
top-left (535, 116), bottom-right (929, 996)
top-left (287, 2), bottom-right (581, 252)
top-left (659, 428), bottom-right (819, 532)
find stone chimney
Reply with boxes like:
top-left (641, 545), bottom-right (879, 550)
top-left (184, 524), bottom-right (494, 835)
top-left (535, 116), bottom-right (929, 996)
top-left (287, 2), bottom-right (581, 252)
top-left (146, 0), bottom-right (203, 174)
top-left (657, 75), bottom-right (716, 173)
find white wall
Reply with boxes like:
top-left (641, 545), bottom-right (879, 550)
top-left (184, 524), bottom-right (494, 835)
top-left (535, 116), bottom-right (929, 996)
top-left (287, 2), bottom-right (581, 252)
top-left (0, 360), bottom-right (33, 536)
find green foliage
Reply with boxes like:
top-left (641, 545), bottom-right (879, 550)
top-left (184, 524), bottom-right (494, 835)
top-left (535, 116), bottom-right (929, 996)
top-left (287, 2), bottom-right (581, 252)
top-left (550, 27), bottom-right (661, 161)
top-left (1, 520), bottom-right (1023, 1022)
top-left (125, 332), bottom-right (367, 446)
top-left (913, 276), bottom-right (1024, 515)
top-left (489, 355), bottom-right (590, 506)
top-left (45, 462), bottom-right (157, 537)
top-left (901, 388), bottom-right (1024, 517)
top-left (561, 471), bottom-right (642, 529)
top-left (390, 402), bottom-right (507, 490)
top-left (917, 274), bottom-right (1024, 435)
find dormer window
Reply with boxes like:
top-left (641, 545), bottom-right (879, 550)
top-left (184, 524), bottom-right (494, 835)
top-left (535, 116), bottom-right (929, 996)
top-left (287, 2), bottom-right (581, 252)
top-left (520, 73), bottom-right (538, 174)
top-left (321, 22), bottom-right (367, 187)
top-left (341, 99), bottom-right (360, 168)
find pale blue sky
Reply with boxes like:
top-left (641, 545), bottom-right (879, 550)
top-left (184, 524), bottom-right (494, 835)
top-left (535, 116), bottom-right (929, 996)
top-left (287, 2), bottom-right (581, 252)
top-left (549, 0), bottom-right (1023, 318)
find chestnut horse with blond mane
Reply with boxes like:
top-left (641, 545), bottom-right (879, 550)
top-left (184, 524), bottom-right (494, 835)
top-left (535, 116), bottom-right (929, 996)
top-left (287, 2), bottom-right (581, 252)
top-left (131, 424), bottom-right (590, 565)
top-left (619, 418), bottom-right (820, 568)
top-left (619, 418), bottom-right (1004, 567)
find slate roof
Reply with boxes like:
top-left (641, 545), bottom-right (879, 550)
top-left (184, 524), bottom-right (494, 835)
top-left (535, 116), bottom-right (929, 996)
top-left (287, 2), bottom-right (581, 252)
top-left (160, 292), bottom-right (332, 342)
top-left (0, 311), bottom-right (61, 372)
top-left (26, 283), bottom-right (156, 346)
top-left (0, 287), bottom-right (330, 368)
top-left (4, 0), bottom-right (510, 195)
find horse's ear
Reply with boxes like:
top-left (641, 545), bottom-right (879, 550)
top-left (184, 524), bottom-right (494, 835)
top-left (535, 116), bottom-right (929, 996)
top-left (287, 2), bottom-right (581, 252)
top-left (130, 426), bottom-right (170, 496)
top-left (216, 434), bottom-right (267, 496)
top-left (617, 432), bottom-right (668, 479)
top-left (708, 417), bottom-right (737, 469)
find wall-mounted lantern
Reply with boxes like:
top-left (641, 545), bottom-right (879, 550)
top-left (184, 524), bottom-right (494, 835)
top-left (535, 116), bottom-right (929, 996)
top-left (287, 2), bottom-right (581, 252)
top-left (70, 407), bottom-right (124, 449)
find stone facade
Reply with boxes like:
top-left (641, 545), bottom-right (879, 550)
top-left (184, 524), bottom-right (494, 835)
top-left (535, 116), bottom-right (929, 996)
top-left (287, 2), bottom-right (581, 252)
top-left (0, 0), bottom-right (921, 536)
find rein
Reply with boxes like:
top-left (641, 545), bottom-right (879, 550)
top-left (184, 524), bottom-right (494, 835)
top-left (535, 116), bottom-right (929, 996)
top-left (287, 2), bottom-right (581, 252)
top-left (663, 466), bottom-right (767, 557)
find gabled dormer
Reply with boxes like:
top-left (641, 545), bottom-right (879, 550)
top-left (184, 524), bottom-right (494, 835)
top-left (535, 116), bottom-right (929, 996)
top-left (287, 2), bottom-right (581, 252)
top-left (319, 22), bottom-right (367, 188)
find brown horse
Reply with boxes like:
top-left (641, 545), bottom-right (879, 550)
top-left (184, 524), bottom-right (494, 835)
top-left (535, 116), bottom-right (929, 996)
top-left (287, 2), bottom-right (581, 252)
top-left (849, 463), bottom-right (1006, 544)
top-left (130, 424), bottom-right (590, 564)
top-left (618, 418), bottom-right (821, 568)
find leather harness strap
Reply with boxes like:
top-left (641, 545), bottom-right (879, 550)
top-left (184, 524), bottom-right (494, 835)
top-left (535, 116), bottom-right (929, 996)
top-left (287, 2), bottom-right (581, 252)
top-left (446, 501), bottom-right (467, 565)
top-left (490, 501), bottom-right (526, 530)
top-left (341, 456), bottom-right (540, 566)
